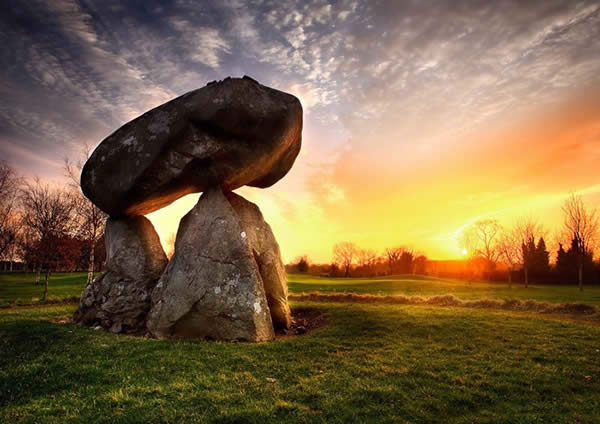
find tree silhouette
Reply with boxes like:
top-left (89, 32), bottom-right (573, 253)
top-left (556, 238), bottom-right (594, 286)
top-left (64, 148), bottom-right (107, 285)
top-left (515, 218), bottom-right (544, 288)
top-left (561, 193), bottom-right (598, 291)
top-left (357, 248), bottom-right (377, 276)
top-left (385, 247), bottom-right (401, 275)
top-left (399, 250), bottom-right (414, 274)
top-left (533, 238), bottom-right (550, 275)
top-left (462, 219), bottom-right (502, 277)
top-left (296, 255), bottom-right (309, 273)
top-left (497, 228), bottom-right (520, 288)
top-left (0, 161), bottom-right (22, 264)
top-left (381, 247), bottom-right (422, 275)
top-left (20, 179), bottom-right (77, 300)
top-left (333, 242), bottom-right (358, 277)
top-left (413, 255), bottom-right (428, 275)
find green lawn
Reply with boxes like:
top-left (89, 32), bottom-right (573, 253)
top-left (1, 303), bottom-right (599, 423)
top-left (2, 272), bottom-right (600, 307)
top-left (2, 273), bottom-right (600, 422)
top-left (0, 272), bottom-right (87, 307)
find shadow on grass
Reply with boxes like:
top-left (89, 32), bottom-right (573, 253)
top-left (5, 303), bottom-right (596, 423)
top-left (0, 305), bottom-right (385, 419)
top-left (0, 320), bottom-right (110, 407)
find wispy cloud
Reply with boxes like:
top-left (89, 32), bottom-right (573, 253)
top-left (1, 0), bottom-right (599, 260)
top-left (169, 18), bottom-right (231, 68)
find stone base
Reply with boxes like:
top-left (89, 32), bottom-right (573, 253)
top-left (73, 216), bottom-right (168, 333)
top-left (147, 188), bottom-right (291, 341)
top-left (74, 271), bottom-right (154, 333)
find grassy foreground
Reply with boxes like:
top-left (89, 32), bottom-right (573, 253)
top-left (3, 272), bottom-right (600, 307)
top-left (1, 303), bottom-right (599, 423)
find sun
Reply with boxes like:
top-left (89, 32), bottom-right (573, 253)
top-left (461, 248), bottom-right (468, 256)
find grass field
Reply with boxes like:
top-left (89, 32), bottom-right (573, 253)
top-left (2, 272), bottom-right (600, 307)
top-left (0, 303), bottom-right (598, 423)
top-left (0, 273), bottom-right (85, 307)
top-left (1, 273), bottom-right (600, 422)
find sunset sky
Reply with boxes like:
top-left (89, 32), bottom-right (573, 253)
top-left (1, 0), bottom-right (600, 263)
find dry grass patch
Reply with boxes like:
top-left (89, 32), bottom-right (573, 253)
top-left (289, 292), bottom-right (600, 322)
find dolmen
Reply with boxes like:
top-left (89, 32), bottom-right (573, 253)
top-left (73, 76), bottom-right (302, 342)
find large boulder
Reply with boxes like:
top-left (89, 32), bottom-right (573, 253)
top-left (81, 76), bottom-right (303, 216)
top-left (147, 188), bottom-right (291, 341)
top-left (73, 216), bottom-right (168, 333)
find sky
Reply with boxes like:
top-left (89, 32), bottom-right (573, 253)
top-left (1, 0), bottom-right (600, 263)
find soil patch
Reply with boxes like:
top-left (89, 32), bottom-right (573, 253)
top-left (276, 308), bottom-right (329, 338)
top-left (47, 308), bottom-right (329, 339)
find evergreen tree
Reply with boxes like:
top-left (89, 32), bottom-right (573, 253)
top-left (555, 243), bottom-right (571, 283)
top-left (555, 237), bottom-right (595, 285)
top-left (533, 237), bottom-right (550, 276)
top-left (521, 237), bottom-right (537, 287)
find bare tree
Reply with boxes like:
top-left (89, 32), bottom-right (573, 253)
top-left (20, 178), bottom-right (77, 300)
top-left (333, 242), bottom-right (358, 277)
top-left (0, 161), bottom-right (23, 264)
top-left (0, 160), bottom-right (19, 198)
top-left (384, 247), bottom-right (404, 275)
top-left (64, 147), bottom-right (107, 285)
top-left (357, 248), bottom-right (377, 268)
top-left (18, 227), bottom-right (39, 275)
top-left (357, 248), bottom-right (377, 276)
top-left (497, 228), bottom-right (520, 288)
top-left (462, 219), bottom-right (502, 277)
top-left (562, 193), bottom-right (599, 291)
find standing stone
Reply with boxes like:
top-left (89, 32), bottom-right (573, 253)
top-left (225, 191), bottom-right (291, 329)
top-left (147, 187), bottom-right (291, 341)
top-left (73, 216), bottom-right (168, 333)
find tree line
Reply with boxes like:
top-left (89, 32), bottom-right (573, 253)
top-left (289, 193), bottom-right (600, 290)
top-left (460, 193), bottom-right (599, 290)
top-left (289, 244), bottom-right (428, 278)
top-left (0, 156), bottom-right (106, 299)
top-left (3, 154), bottom-right (600, 293)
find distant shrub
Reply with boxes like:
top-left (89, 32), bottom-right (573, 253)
top-left (297, 256), bottom-right (309, 273)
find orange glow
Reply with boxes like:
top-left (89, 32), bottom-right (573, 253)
top-left (147, 86), bottom-right (600, 264)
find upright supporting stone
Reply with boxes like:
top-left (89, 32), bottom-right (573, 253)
top-left (225, 191), bottom-right (291, 329)
top-left (73, 216), bottom-right (168, 333)
top-left (147, 188), bottom-right (291, 341)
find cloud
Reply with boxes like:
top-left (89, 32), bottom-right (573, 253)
top-left (284, 26), bottom-right (307, 49)
top-left (1, 0), bottom-right (600, 261)
top-left (169, 18), bottom-right (231, 68)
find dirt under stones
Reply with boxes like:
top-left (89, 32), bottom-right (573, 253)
top-left (275, 308), bottom-right (329, 338)
top-left (49, 307), bottom-right (329, 340)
